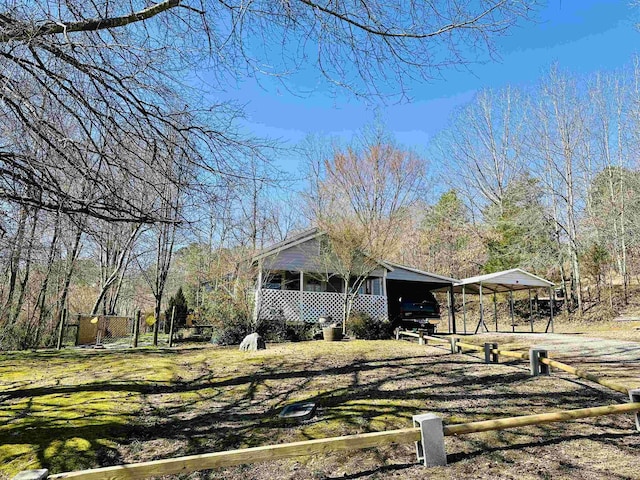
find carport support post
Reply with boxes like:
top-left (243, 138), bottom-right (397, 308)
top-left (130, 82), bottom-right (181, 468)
top-left (462, 285), bottom-right (467, 334)
top-left (629, 389), bottom-right (640, 431)
top-left (133, 310), bottom-right (140, 348)
top-left (529, 289), bottom-right (534, 333)
top-left (449, 285), bottom-right (456, 334)
top-left (549, 287), bottom-right (554, 333)
top-left (446, 292), bottom-right (452, 333)
top-left (475, 283), bottom-right (484, 334)
top-left (494, 292), bottom-right (498, 332)
top-left (510, 291), bottom-right (515, 333)
top-left (413, 413), bottom-right (447, 467)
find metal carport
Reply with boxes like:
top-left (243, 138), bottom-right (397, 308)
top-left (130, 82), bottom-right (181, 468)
top-left (452, 268), bottom-right (555, 334)
top-left (384, 262), bottom-right (459, 333)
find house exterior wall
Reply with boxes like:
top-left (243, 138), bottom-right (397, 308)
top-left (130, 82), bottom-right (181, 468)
top-left (256, 289), bottom-right (388, 323)
top-left (260, 237), bottom-right (386, 277)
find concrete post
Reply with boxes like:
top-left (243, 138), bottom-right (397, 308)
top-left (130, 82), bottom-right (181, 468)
top-left (450, 337), bottom-right (459, 354)
top-left (629, 388), bottom-right (640, 431)
top-left (418, 331), bottom-right (425, 346)
top-left (484, 343), bottom-right (498, 364)
top-left (529, 348), bottom-right (549, 376)
top-left (12, 470), bottom-right (48, 480)
top-left (412, 413), bottom-right (447, 467)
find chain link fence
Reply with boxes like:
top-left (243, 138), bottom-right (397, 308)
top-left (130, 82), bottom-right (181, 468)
top-left (58, 312), bottom-right (171, 349)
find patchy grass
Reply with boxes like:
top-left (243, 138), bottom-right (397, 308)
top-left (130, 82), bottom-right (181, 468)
top-left (1, 339), bottom-right (639, 480)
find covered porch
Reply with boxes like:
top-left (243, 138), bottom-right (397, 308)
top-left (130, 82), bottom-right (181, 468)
top-left (255, 269), bottom-right (388, 323)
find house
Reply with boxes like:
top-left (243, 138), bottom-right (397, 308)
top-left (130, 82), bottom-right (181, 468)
top-left (251, 228), bottom-right (458, 325)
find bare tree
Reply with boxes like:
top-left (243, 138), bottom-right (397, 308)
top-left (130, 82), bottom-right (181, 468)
top-left (436, 86), bottom-right (526, 213)
top-left (586, 71), bottom-right (633, 304)
top-left (531, 67), bottom-right (588, 312)
top-left (308, 136), bottom-right (424, 332)
top-left (0, 1), bottom-right (538, 223)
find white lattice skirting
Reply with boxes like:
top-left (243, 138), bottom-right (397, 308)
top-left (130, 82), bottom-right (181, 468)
top-left (257, 289), bottom-right (388, 322)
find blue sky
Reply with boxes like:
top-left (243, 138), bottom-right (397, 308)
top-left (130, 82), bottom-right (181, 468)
top-left (216, 1), bottom-right (640, 180)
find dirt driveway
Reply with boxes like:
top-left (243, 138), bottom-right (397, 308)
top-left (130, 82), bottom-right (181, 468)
top-left (474, 332), bottom-right (640, 392)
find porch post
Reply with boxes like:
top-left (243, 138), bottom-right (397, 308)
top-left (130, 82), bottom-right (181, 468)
top-left (253, 260), bottom-right (263, 323)
top-left (299, 271), bottom-right (304, 322)
top-left (382, 270), bottom-right (387, 296)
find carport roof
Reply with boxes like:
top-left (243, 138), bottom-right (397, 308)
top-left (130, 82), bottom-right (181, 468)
top-left (384, 262), bottom-right (458, 285)
top-left (453, 268), bottom-right (554, 293)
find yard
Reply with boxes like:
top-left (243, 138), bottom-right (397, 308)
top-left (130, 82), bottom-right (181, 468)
top-left (1, 338), bottom-right (639, 480)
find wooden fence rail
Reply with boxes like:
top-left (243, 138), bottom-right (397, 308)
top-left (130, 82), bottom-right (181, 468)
top-left (539, 357), bottom-right (630, 395)
top-left (443, 402), bottom-right (640, 435)
top-left (40, 402), bottom-right (640, 480)
top-left (398, 330), bottom-right (632, 395)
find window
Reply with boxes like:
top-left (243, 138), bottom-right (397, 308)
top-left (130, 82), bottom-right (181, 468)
top-left (371, 277), bottom-right (382, 295)
top-left (305, 276), bottom-right (323, 292)
top-left (283, 271), bottom-right (301, 291)
top-left (264, 271), bottom-right (283, 290)
top-left (356, 277), bottom-right (382, 295)
top-left (327, 276), bottom-right (344, 293)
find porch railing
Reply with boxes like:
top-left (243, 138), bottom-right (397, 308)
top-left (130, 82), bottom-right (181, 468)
top-left (257, 289), bottom-right (388, 322)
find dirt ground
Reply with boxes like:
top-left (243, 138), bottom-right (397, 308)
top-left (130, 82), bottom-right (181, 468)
top-left (1, 337), bottom-right (639, 480)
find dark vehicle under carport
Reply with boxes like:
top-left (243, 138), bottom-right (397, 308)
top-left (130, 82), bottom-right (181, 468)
top-left (384, 263), bottom-right (458, 333)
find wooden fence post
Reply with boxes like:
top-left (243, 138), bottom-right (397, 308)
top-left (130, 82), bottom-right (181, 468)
top-left (133, 310), bottom-right (140, 348)
top-left (168, 306), bottom-right (176, 348)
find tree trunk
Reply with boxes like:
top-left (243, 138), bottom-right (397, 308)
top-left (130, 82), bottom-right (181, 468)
top-left (2, 206), bottom-right (29, 320)
top-left (91, 224), bottom-right (142, 315)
